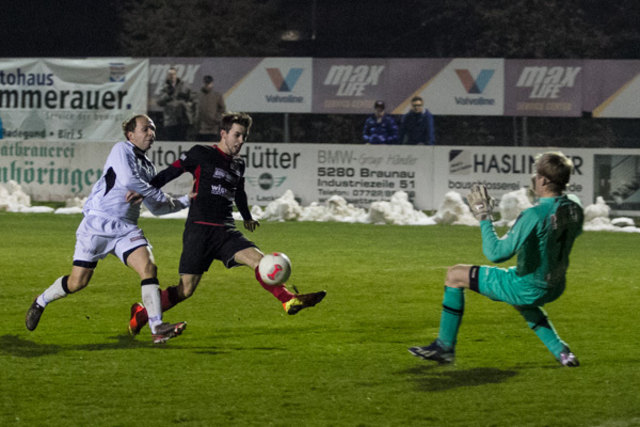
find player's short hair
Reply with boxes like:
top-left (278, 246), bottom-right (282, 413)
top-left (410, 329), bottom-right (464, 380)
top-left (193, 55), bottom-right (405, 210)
top-left (411, 96), bottom-right (423, 103)
top-left (121, 114), bottom-right (152, 139)
top-left (535, 151), bottom-right (573, 193)
top-left (221, 112), bottom-right (253, 137)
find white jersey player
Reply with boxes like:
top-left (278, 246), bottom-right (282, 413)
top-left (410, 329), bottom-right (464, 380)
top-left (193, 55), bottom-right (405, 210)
top-left (26, 114), bottom-right (188, 343)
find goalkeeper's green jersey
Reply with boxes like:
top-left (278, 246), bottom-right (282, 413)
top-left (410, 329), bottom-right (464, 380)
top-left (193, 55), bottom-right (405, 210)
top-left (480, 195), bottom-right (584, 287)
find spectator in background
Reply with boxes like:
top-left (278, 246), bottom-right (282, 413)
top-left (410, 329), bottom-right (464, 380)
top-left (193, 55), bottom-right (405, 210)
top-left (157, 67), bottom-right (194, 141)
top-left (363, 100), bottom-right (399, 144)
top-left (195, 75), bottom-right (226, 142)
top-left (399, 96), bottom-right (435, 145)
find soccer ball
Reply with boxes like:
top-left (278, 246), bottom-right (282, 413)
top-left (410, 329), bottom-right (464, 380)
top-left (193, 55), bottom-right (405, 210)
top-left (258, 252), bottom-right (292, 285)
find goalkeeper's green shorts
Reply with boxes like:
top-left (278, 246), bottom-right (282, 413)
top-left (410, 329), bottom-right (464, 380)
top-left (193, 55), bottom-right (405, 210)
top-left (472, 266), bottom-right (565, 307)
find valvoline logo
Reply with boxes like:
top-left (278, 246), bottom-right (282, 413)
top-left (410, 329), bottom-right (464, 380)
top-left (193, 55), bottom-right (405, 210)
top-left (266, 68), bottom-right (303, 92)
top-left (455, 69), bottom-right (495, 94)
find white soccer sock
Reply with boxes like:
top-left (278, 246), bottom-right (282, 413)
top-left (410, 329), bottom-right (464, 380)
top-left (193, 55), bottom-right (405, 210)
top-left (37, 276), bottom-right (69, 307)
top-left (141, 282), bottom-right (163, 333)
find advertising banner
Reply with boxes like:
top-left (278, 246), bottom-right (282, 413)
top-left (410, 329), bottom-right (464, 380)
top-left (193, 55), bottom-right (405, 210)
top-left (388, 58), bottom-right (452, 115)
top-left (433, 146), bottom-right (591, 209)
top-left (593, 152), bottom-right (640, 212)
top-left (146, 57), bottom-right (640, 119)
top-left (148, 57), bottom-right (312, 114)
top-left (0, 138), bottom-right (111, 201)
top-left (583, 60), bottom-right (640, 118)
top-left (0, 58), bottom-right (148, 141)
top-left (0, 139), bottom-right (432, 208)
top-left (0, 139), bottom-right (197, 201)
top-left (148, 57), bottom-right (261, 112)
top-left (313, 58), bottom-right (389, 114)
top-left (413, 58), bottom-right (505, 116)
top-left (241, 144), bottom-right (433, 209)
top-left (505, 60), bottom-right (583, 116)
top-left (3, 138), bottom-right (640, 215)
top-left (225, 57), bottom-right (313, 113)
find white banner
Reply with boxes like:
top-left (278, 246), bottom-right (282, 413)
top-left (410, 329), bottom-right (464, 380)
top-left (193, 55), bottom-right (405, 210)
top-left (419, 58), bottom-right (505, 116)
top-left (2, 139), bottom-right (639, 215)
top-left (224, 58), bottom-right (313, 113)
top-left (241, 144), bottom-right (433, 208)
top-left (434, 147), bottom-right (591, 208)
top-left (0, 139), bottom-right (196, 201)
top-left (0, 58), bottom-right (148, 141)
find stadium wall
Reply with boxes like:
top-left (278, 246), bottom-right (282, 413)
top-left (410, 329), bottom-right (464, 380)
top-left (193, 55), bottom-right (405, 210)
top-left (2, 140), bottom-right (639, 215)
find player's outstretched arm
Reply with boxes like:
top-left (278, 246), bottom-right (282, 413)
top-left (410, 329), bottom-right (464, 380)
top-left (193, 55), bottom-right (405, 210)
top-left (150, 163), bottom-right (185, 189)
top-left (125, 189), bottom-right (190, 215)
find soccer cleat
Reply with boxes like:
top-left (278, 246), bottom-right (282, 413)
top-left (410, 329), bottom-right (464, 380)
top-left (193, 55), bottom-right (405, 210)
top-left (25, 299), bottom-right (45, 331)
top-left (408, 340), bottom-right (455, 364)
top-left (151, 321), bottom-right (187, 344)
top-left (128, 302), bottom-right (148, 336)
top-left (558, 348), bottom-right (580, 367)
top-left (283, 290), bottom-right (326, 315)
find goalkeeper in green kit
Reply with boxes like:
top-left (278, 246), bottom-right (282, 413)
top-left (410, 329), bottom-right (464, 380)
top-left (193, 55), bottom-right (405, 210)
top-left (409, 151), bottom-right (584, 367)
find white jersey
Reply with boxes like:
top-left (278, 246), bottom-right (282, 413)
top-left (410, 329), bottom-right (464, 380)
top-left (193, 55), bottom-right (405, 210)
top-left (83, 140), bottom-right (188, 224)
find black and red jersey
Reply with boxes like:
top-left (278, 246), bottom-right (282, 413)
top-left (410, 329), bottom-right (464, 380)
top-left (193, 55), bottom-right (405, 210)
top-left (151, 145), bottom-right (252, 226)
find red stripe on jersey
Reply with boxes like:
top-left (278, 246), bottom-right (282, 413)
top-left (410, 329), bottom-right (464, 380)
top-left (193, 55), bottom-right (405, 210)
top-left (194, 221), bottom-right (224, 227)
top-left (215, 145), bottom-right (231, 159)
top-left (171, 158), bottom-right (183, 168)
top-left (193, 165), bottom-right (201, 196)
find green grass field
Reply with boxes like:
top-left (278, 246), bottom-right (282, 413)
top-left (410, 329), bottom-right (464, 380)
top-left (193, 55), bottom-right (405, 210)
top-left (1, 212), bottom-right (639, 426)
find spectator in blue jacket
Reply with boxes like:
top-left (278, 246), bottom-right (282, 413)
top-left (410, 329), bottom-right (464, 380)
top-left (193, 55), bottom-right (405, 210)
top-left (363, 100), bottom-right (399, 144)
top-left (399, 96), bottom-right (435, 145)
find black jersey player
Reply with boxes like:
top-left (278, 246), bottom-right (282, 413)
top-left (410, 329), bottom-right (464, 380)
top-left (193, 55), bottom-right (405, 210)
top-left (128, 112), bottom-right (325, 336)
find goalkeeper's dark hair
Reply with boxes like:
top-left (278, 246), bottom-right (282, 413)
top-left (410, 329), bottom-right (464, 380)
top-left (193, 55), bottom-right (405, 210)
top-left (221, 112), bottom-right (252, 138)
top-left (122, 114), bottom-right (153, 139)
top-left (535, 151), bottom-right (573, 193)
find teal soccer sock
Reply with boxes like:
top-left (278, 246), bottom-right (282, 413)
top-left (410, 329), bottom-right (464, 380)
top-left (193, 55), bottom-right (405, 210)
top-left (438, 286), bottom-right (465, 349)
top-left (517, 306), bottom-right (567, 358)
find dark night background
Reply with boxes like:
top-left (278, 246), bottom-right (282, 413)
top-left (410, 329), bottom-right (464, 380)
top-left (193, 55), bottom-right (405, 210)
top-left (1, 0), bottom-right (639, 145)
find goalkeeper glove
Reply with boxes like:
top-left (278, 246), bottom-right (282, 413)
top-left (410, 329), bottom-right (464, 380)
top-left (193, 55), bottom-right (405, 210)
top-left (467, 184), bottom-right (496, 221)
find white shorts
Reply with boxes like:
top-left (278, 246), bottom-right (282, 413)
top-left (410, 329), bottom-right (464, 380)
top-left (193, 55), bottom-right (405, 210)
top-left (73, 214), bottom-right (150, 265)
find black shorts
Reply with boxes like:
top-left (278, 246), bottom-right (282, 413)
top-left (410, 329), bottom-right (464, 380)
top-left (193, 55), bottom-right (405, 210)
top-left (179, 222), bottom-right (257, 274)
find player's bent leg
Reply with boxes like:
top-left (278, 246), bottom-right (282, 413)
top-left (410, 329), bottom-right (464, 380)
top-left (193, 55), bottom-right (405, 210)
top-left (245, 249), bottom-right (297, 305)
top-left (234, 247), bottom-right (264, 270)
top-left (515, 305), bottom-right (578, 367)
top-left (127, 247), bottom-right (187, 342)
top-left (408, 265), bottom-right (472, 363)
top-left (445, 264), bottom-right (473, 288)
top-left (66, 264), bottom-right (95, 292)
top-left (177, 274), bottom-right (202, 299)
top-left (125, 246), bottom-right (158, 279)
top-left (127, 248), bottom-right (163, 332)
top-left (436, 286), bottom-right (465, 349)
top-left (128, 274), bottom-right (200, 337)
top-left (27, 265), bottom-right (94, 331)
top-left (242, 249), bottom-right (326, 314)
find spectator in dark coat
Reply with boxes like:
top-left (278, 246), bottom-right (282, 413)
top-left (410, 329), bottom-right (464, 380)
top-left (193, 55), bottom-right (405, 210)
top-left (157, 67), bottom-right (193, 141)
top-left (399, 96), bottom-right (435, 145)
top-left (363, 100), bottom-right (399, 144)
